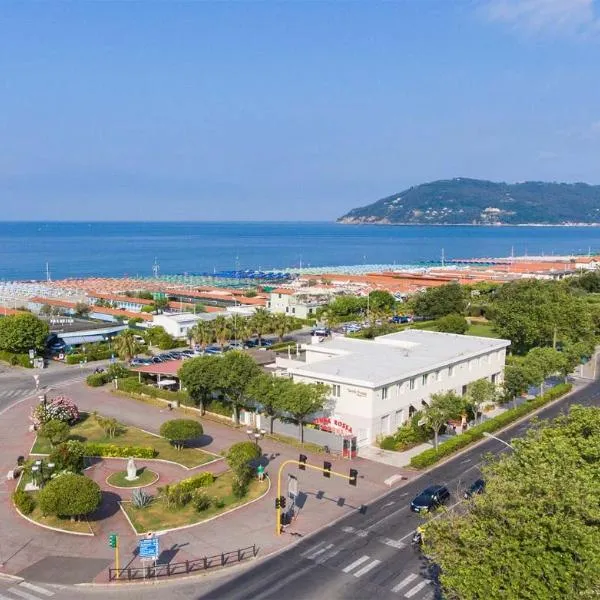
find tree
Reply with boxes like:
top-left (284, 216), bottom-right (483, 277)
top-left (0, 313), bottom-right (49, 353)
top-left (219, 351), bottom-right (261, 424)
top-left (491, 279), bottom-right (594, 354)
top-left (272, 313), bottom-right (294, 342)
top-left (212, 316), bottom-right (232, 350)
top-left (159, 419), bottom-right (204, 450)
top-left (317, 295), bottom-right (366, 325)
top-left (112, 330), bottom-right (140, 361)
top-left (424, 406), bottom-right (600, 600)
top-left (39, 419), bottom-right (70, 447)
top-left (39, 304), bottom-right (53, 317)
top-left (249, 308), bottom-right (272, 346)
top-left (413, 283), bottom-right (466, 319)
top-left (502, 363), bottom-right (529, 408)
top-left (74, 302), bottom-right (90, 318)
top-left (128, 317), bottom-right (144, 328)
top-left (524, 346), bottom-right (565, 395)
top-left (226, 441), bottom-right (262, 491)
top-left (467, 378), bottom-right (497, 423)
top-left (247, 373), bottom-right (292, 434)
top-left (368, 290), bottom-right (396, 317)
top-left (38, 473), bottom-right (102, 519)
top-left (106, 362), bottom-right (129, 380)
top-left (559, 340), bottom-right (595, 382)
top-left (190, 320), bottom-right (215, 352)
top-left (280, 381), bottom-right (330, 443)
top-left (422, 391), bottom-right (465, 449)
top-left (178, 355), bottom-right (221, 414)
top-left (49, 440), bottom-right (85, 473)
top-left (433, 313), bottom-right (469, 334)
top-left (234, 317), bottom-right (252, 345)
top-left (154, 297), bottom-right (169, 314)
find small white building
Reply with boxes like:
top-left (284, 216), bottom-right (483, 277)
top-left (152, 312), bottom-right (221, 339)
top-left (275, 329), bottom-right (510, 447)
top-left (267, 288), bottom-right (330, 319)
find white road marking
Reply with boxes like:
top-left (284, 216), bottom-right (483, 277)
top-left (306, 543), bottom-right (334, 560)
top-left (355, 529), bottom-right (368, 537)
top-left (383, 501), bottom-right (395, 507)
top-left (391, 573), bottom-right (418, 592)
top-left (404, 580), bottom-right (431, 598)
top-left (301, 542), bottom-right (324, 557)
top-left (341, 526), bottom-right (355, 533)
top-left (380, 537), bottom-right (405, 549)
top-left (315, 548), bottom-right (340, 564)
top-left (19, 583), bottom-right (54, 596)
top-left (342, 555), bottom-right (370, 573)
top-left (353, 559), bottom-right (381, 578)
top-left (8, 587), bottom-right (43, 600)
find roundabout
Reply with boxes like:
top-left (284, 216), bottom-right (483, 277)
top-left (106, 467), bottom-right (159, 489)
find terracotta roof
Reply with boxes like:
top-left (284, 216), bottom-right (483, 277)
top-left (91, 306), bottom-right (154, 321)
top-left (30, 296), bottom-right (78, 309)
top-left (88, 292), bottom-right (154, 306)
top-left (271, 288), bottom-right (295, 295)
top-left (236, 296), bottom-right (267, 306)
top-left (0, 307), bottom-right (29, 316)
top-left (132, 359), bottom-right (183, 376)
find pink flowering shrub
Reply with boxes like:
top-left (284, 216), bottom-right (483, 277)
top-left (31, 395), bottom-right (80, 426)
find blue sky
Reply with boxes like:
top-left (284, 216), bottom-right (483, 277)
top-left (1, 0), bottom-right (599, 221)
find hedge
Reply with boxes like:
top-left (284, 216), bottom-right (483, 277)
top-left (0, 350), bottom-right (32, 368)
top-left (86, 373), bottom-right (108, 387)
top-left (169, 471), bottom-right (215, 496)
top-left (13, 489), bottom-right (35, 515)
top-left (83, 442), bottom-right (157, 459)
top-left (117, 377), bottom-right (194, 406)
top-left (66, 349), bottom-right (113, 364)
top-left (409, 383), bottom-right (572, 469)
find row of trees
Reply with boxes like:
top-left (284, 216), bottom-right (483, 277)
top-left (179, 352), bottom-right (330, 441)
top-left (316, 290), bottom-right (398, 325)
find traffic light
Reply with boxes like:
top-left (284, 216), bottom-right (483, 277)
top-left (299, 454), bottom-right (307, 470)
top-left (349, 469), bottom-right (358, 486)
top-left (275, 497), bottom-right (281, 509)
top-left (108, 533), bottom-right (117, 548)
top-left (323, 461), bottom-right (332, 478)
top-left (280, 495), bottom-right (287, 509)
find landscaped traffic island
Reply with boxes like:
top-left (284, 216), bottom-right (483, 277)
top-left (106, 468), bottom-right (159, 489)
top-left (31, 411), bottom-right (215, 468)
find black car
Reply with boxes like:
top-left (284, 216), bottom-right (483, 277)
top-left (464, 479), bottom-right (485, 499)
top-left (410, 485), bottom-right (450, 513)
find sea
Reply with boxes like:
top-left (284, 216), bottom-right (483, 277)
top-left (1, 221), bottom-right (600, 281)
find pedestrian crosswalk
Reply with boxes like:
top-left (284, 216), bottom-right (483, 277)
top-left (0, 387), bottom-right (34, 402)
top-left (301, 541), bottom-right (434, 598)
top-left (0, 581), bottom-right (56, 600)
top-left (340, 525), bottom-right (406, 549)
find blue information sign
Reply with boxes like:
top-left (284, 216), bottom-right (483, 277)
top-left (139, 537), bottom-right (159, 559)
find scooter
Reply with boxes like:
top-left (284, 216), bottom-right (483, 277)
top-left (411, 531), bottom-right (423, 546)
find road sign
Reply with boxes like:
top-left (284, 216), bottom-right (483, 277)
top-left (29, 349), bottom-right (35, 359)
top-left (287, 474), bottom-right (298, 498)
top-left (139, 537), bottom-right (159, 559)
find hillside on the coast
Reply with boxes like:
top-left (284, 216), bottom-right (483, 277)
top-left (338, 178), bottom-right (600, 225)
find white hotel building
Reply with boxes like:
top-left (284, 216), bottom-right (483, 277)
top-left (275, 329), bottom-right (510, 447)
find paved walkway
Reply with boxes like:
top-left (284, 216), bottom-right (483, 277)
top-left (0, 381), bottom-right (410, 585)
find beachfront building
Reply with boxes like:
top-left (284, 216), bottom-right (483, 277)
top-left (275, 329), bottom-right (510, 447)
top-left (267, 288), bottom-right (332, 319)
top-left (152, 312), bottom-right (223, 339)
top-left (86, 293), bottom-right (154, 313)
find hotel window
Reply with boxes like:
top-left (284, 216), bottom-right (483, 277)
top-left (448, 365), bottom-right (454, 377)
top-left (422, 374), bottom-right (428, 386)
top-left (381, 386), bottom-right (388, 400)
top-left (410, 378), bottom-right (415, 390)
top-left (332, 384), bottom-right (341, 398)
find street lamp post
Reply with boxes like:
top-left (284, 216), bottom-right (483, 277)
top-left (246, 428), bottom-right (266, 447)
top-left (482, 431), bottom-right (515, 450)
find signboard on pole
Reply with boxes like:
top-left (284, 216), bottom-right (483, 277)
top-left (139, 536), bottom-right (159, 560)
top-left (287, 474), bottom-right (298, 499)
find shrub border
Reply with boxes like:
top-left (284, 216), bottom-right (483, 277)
top-left (409, 383), bottom-right (573, 469)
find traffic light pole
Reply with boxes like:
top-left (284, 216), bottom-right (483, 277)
top-left (276, 459), bottom-right (353, 536)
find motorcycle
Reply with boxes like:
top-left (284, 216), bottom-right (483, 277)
top-left (411, 531), bottom-right (423, 546)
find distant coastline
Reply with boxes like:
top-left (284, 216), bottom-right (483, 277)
top-left (336, 220), bottom-right (600, 227)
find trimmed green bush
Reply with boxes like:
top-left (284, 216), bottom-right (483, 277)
top-left (82, 442), bottom-right (157, 459)
top-left (379, 436), bottom-right (398, 450)
top-left (117, 377), bottom-right (192, 406)
top-left (0, 350), bottom-right (32, 368)
top-left (193, 492), bottom-right (212, 512)
top-left (38, 473), bottom-right (101, 518)
top-left (66, 353), bottom-right (86, 365)
top-left (13, 489), bottom-right (35, 515)
top-left (159, 419), bottom-right (204, 450)
top-left (409, 383), bottom-right (572, 469)
top-left (86, 373), bottom-right (108, 387)
top-left (172, 471), bottom-right (215, 496)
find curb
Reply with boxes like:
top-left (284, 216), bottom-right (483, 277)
top-left (105, 470), bottom-right (159, 490)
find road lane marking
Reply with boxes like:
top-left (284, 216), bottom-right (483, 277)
top-left (8, 588), bottom-right (43, 600)
top-left (391, 573), bottom-right (418, 592)
top-left (404, 580), bottom-right (431, 598)
top-left (301, 542), bottom-right (325, 557)
top-left (380, 537), bottom-right (405, 549)
top-left (353, 559), bottom-right (381, 578)
top-left (342, 555), bottom-right (370, 573)
top-left (305, 543), bottom-right (334, 560)
top-left (315, 548), bottom-right (341, 564)
top-left (19, 583), bottom-right (54, 596)
top-left (341, 526), bottom-right (355, 533)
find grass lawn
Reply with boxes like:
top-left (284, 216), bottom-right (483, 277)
top-left (122, 471), bottom-right (268, 533)
top-left (107, 467), bottom-right (159, 488)
top-left (31, 413), bottom-right (215, 468)
top-left (467, 322), bottom-right (501, 338)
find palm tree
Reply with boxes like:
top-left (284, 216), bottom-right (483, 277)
top-left (113, 330), bottom-right (139, 361)
top-left (272, 313), bottom-right (293, 343)
top-left (249, 308), bottom-right (272, 347)
top-left (190, 320), bottom-right (215, 352)
top-left (234, 317), bottom-right (252, 346)
top-left (213, 316), bottom-right (232, 351)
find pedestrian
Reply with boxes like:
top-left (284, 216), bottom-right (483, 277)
top-left (257, 464), bottom-right (265, 481)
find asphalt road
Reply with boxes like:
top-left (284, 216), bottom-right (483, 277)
top-left (19, 373), bottom-right (600, 600)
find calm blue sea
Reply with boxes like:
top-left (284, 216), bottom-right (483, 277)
top-left (1, 222), bottom-right (600, 281)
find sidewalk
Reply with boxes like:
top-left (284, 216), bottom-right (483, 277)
top-left (0, 381), bottom-right (411, 585)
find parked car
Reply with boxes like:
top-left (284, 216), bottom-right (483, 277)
top-left (312, 328), bottom-right (331, 338)
top-left (151, 356), bottom-right (165, 363)
top-left (410, 485), bottom-right (450, 513)
top-left (464, 479), bottom-right (485, 499)
top-left (390, 315), bottom-right (411, 324)
top-left (244, 339), bottom-right (258, 348)
top-left (180, 350), bottom-right (194, 357)
top-left (261, 339), bottom-right (274, 347)
top-left (204, 346), bottom-right (222, 355)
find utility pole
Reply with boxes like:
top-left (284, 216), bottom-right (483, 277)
top-left (46, 262), bottom-right (51, 282)
top-left (441, 248), bottom-right (445, 268)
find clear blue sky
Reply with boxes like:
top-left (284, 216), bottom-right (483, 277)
top-left (1, 0), bottom-right (599, 221)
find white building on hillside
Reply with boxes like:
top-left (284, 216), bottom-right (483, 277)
top-left (275, 329), bottom-right (510, 447)
top-left (152, 312), bottom-right (222, 339)
top-left (267, 288), bottom-right (332, 319)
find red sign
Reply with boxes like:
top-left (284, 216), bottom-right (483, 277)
top-left (313, 417), bottom-right (353, 434)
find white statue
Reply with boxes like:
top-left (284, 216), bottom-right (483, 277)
top-left (125, 457), bottom-right (138, 481)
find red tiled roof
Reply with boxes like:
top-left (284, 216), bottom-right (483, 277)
top-left (88, 292), bottom-right (154, 306)
top-left (0, 307), bottom-right (29, 316)
top-left (91, 306), bottom-right (154, 321)
top-left (30, 296), bottom-right (78, 309)
top-left (132, 359), bottom-right (183, 376)
top-left (271, 288), bottom-right (295, 295)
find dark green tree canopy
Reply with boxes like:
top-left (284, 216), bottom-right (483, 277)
top-left (432, 313), bottom-right (469, 334)
top-left (425, 406), bottom-right (600, 600)
top-left (159, 419), bottom-right (204, 450)
top-left (413, 283), bottom-right (466, 319)
top-left (0, 313), bottom-right (49, 353)
top-left (38, 473), bottom-right (102, 518)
